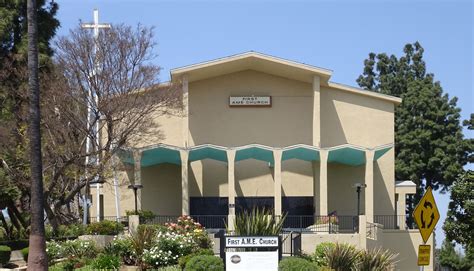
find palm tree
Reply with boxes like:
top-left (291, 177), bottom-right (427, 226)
top-left (27, 0), bottom-right (48, 269)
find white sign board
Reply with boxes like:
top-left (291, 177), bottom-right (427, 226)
top-left (225, 236), bottom-right (279, 248)
top-left (226, 251), bottom-right (278, 271)
top-left (229, 96), bottom-right (271, 107)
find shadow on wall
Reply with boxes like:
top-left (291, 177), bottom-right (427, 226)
top-left (235, 159), bottom-right (274, 197)
top-left (321, 96), bottom-right (348, 147)
top-left (140, 163), bottom-right (181, 215)
top-left (202, 159), bottom-right (227, 197)
top-left (327, 163), bottom-right (365, 216)
top-left (374, 160), bottom-right (395, 215)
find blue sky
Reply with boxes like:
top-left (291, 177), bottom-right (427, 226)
top-left (55, 0), bottom-right (473, 248)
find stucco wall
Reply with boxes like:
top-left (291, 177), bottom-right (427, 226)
top-left (382, 230), bottom-right (434, 271)
top-left (188, 70), bottom-right (313, 147)
top-left (301, 233), bottom-right (362, 254)
top-left (98, 68), bottom-right (397, 218)
top-left (321, 86), bottom-right (396, 216)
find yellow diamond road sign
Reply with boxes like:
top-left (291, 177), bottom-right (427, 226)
top-left (413, 187), bottom-right (440, 243)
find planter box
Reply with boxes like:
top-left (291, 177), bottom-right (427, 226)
top-left (78, 235), bottom-right (115, 248)
top-left (305, 223), bottom-right (339, 233)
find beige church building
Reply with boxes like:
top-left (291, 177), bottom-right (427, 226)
top-left (93, 52), bottom-right (433, 270)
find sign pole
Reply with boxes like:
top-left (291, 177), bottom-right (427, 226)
top-left (414, 187), bottom-right (439, 269)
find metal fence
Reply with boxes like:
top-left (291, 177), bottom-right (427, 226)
top-left (88, 216), bottom-right (128, 226)
top-left (191, 215), bottom-right (228, 229)
top-left (281, 231), bottom-right (302, 256)
top-left (142, 215), bottom-right (228, 229)
top-left (282, 215), bottom-right (359, 233)
top-left (141, 215), bottom-right (180, 225)
top-left (374, 215), bottom-right (417, 229)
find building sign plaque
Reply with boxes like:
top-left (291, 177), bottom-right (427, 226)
top-left (229, 96), bottom-right (272, 107)
top-left (226, 251), bottom-right (278, 271)
top-left (225, 236), bottom-right (279, 248)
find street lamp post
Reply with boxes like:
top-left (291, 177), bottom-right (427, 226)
top-left (128, 184), bottom-right (143, 213)
top-left (353, 183), bottom-right (367, 216)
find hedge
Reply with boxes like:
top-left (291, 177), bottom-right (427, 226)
top-left (0, 245), bottom-right (11, 265)
top-left (185, 255), bottom-right (224, 271)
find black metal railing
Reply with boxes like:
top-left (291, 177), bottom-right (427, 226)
top-left (191, 215), bottom-right (228, 229)
top-left (141, 215), bottom-right (180, 225)
top-left (282, 215), bottom-right (359, 233)
top-left (142, 215), bottom-right (228, 229)
top-left (281, 231), bottom-right (302, 256)
top-left (374, 215), bottom-right (417, 229)
top-left (88, 216), bottom-right (128, 224)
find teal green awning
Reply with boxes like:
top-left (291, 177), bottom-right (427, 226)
top-left (235, 146), bottom-right (274, 163)
top-left (374, 146), bottom-right (392, 161)
top-left (282, 147), bottom-right (320, 162)
top-left (141, 147), bottom-right (181, 167)
top-left (328, 147), bottom-right (365, 166)
top-left (117, 149), bottom-right (135, 165)
top-left (189, 146), bottom-right (227, 162)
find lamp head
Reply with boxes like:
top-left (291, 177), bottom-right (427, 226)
top-left (352, 183), bottom-right (367, 189)
top-left (128, 184), bottom-right (144, 190)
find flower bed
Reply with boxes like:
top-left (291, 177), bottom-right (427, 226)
top-left (45, 215), bottom-right (214, 270)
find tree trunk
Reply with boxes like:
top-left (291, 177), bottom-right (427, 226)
top-left (8, 202), bottom-right (28, 229)
top-left (0, 212), bottom-right (11, 238)
top-left (26, 0), bottom-right (48, 269)
top-left (44, 202), bottom-right (60, 233)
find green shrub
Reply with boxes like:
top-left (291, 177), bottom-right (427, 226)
top-left (137, 224), bottom-right (168, 235)
top-left (61, 239), bottom-right (98, 259)
top-left (313, 242), bottom-right (336, 266)
top-left (233, 207), bottom-right (286, 236)
top-left (0, 239), bottom-right (29, 250)
top-left (126, 209), bottom-right (156, 223)
top-left (91, 253), bottom-right (121, 270)
top-left (86, 220), bottom-right (124, 235)
top-left (184, 255), bottom-right (224, 271)
top-left (324, 243), bottom-right (360, 271)
top-left (157, 266), bottom-right (181, 271)
top-left (178, 249), bottom-right (214, 269)
top-left (46, 240), bottom-right (64, 264)
top-left (279, 257), bottom-right (320, 271)
top-left (358, 248), bottom-right (398, 271)
top-left (62, 257), bottom-right (86, 271)
top-left (21, 247), bottom-right (28, 261)
top-left (104, 237), bottom-right (135, 265)
top-left (57, 224), bottom-right (87, 237)
top-left (0, 245), bottom-right (11, 265)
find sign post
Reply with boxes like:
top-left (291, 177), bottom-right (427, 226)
top-left (413, 187), bottom-right (440, 270)
top-left (222, 235), bottom-right (280, 271)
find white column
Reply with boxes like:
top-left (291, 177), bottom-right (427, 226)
top-left (182, 75), bottom-right (189, 148)
top-left (180, 150), bottom-right (189, 215)
top-left (133, 150), bottom-right (142, 210)
top-left (227, 150), bottom-right (236, 231)
top-left (273, 150), bottom-right (283, 217)
top-left (318, 149), bottom-right (328, 216)
top-left (365, 150), bottom-right (375, 222)
top-left (312, 76), bottom-right (321, 147)
top-left (397, 193), bottom-right (407, 230)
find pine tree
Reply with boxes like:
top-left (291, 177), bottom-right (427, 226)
top-left (357, 42), bottom-right (467, 192)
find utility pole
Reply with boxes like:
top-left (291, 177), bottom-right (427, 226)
top-left (81, 9), bottom-right (111, 223)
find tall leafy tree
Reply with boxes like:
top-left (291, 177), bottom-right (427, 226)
top-left (443, 167), bottom-right (473, 249)
top-left (357, 42), bottom-right (467, 192)
top-left (438, 240), bottom-right (473, 271)
top-left (0, 0), bottom-right (58, 228)
top-left (26, 0), bottom-right (47, 268)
